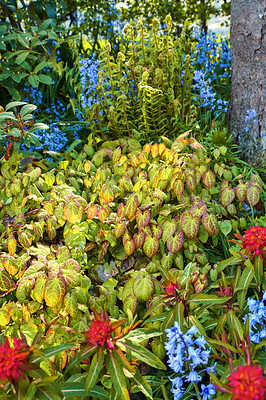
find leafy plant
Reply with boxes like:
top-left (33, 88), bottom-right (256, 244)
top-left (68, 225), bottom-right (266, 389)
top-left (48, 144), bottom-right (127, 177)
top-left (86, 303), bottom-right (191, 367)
top-left (0, 20), bottom-right (73, 102)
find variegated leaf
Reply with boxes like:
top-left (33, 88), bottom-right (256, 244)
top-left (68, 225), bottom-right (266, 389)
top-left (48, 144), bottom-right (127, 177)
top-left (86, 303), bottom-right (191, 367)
top-left (122, 230), bottom-right (131, 247)
top-left (136, 209), bottom-right (150, 227)
top-left (186, 174), bottom-right (197, 191)
top-left (133, 230), bottom-right (146, 249)
top-left (151, 143), bottom-right (159, 158)
top-left (123, 294), bottom-right (137, 315)
top-left (189, 199), bottom-right (207, 217)
top-left (44, 276), bottom-right (67, 308)
top-left (202, 170), bottom-right (216, 188)
top-left (143, 235), bottom-right (159, 258)
top-left (202, 212), bottom-right (219, 235)
top-left (98, 207), bottom-right (108, 222)
top-left (125, 194), bottom-right (138, 220)
top-left (0, 269), bottom-right (16, 292)
top-left (173, 179), bottom-right (184, 196)
top-left (246, 182), bottom-right (261, 207)
top-left (235, 182), bottom-right (247, 203)
top-left (181, 211), bottom-right (200, 239)
top-left (117, 203), bottom-right (125, 218)
top-left (124, 239), bottom-right (136, 256)
top-left (98, 241), bottom-right (109, 260)
top-left (151, 224), bottom-right (163, 240)
top-left (220, 186), bottom-right (235, 207)
top-left (166, 231), bottom-right (184, 253)
top-left (134, 274), bottom-right (154, 302)
top-left (115, 220), bottom-right (126, 238)
top-left (112, 147), bottom-right (122, 164)
top-left (162, 220), bottom-right (177, 243)
top-left (63, 199), bottom-right (83, 224)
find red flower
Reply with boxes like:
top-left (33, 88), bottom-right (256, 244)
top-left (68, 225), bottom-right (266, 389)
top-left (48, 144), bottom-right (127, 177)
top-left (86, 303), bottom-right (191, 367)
top-left (238, 226), bottom-right (266, 259)
top-left (0, 337), bottom-right (31, 384)
top-left (227, 364), bottom-right (266, 400)
top-left (165, 281), bottom-right (180, 296)
top-left (86, 318), bottom-right (114, 349)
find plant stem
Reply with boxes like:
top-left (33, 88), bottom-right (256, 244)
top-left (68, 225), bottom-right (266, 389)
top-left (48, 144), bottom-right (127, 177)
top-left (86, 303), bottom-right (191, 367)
top-left (193, 381), bottom-right (202, 400)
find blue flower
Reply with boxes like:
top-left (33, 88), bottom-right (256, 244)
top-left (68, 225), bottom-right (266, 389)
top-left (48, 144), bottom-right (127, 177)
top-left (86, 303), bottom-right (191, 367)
top-left (165, 322), bottom-right (216, 396)
top-left (186, 370), bottom-right (202, 383)
top-left (200, 383), bottom-right (216, 400)
top-left (244, 292), bottom-right (266, 349)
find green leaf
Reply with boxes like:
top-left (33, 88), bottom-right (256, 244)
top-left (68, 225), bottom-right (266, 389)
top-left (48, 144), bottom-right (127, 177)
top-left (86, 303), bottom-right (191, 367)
top-left (228, 310), bottom-right (243, 341)
top-left (61, 382), bottom-right (108, 399)
top-left (105, 351), bottom-right (130, 400)
top-left (20, 323), bottom-right (38, 346)
top-left (180, 211), bottom-right (200, 239)
top-left (5, 101), bottom-right (27, 110)
top-left (207, 339), bottom-right (240, 354)
top-left (125, 328), bottom-right (162, 342)
top-left (143, 235), bottom-right (159, 258)
top-left (220, 186), bottom-right (235, 207)
top-left (130, 368), bottom-right (153, 399)
top-left (65, 345), bottom-right (97, 373)
top-left (16, 51), bottom-right (30, 65)
top-left (18, 35), bottom-right (30, 47)
top-left (29, 123), bottom-right (49, 132)
top-left (27, 132), bottom-right (41, 146)
top-left (121, 339), bottom-right (166, 370)
top-left (63, 199), bottom-right (83, 224)
top-left (254, 256), bottom-right (263, 286)
top-left (254, 339), bottom-right (266, 351)
top-left (38, 74), bottom-right (53, 84)
top-left (24, 381), bottom-right (37, 400)
top-left (202, 212), bottom-right (219, 235)
top-left (236, 266), bottom-right (255, 309)
top-left (34, 61), bottom-right (49, 74)
top-left (43, 343), bottom-right (74, 358)
top-left (28, 74), bottom-right (39, 87)
top-left (37, 387), bottom-right (62, 400)
top-left (85, 350), bottom-right (104, 393)
top-left (219, 220), bottom-right (232, 237)
top-left (143, 297), bottom-right (168, 319)
top-left (44, 276), bottom-right (66, 308)
top-left (188, 293), bottom-right (231, 305)
top-left (133, 274), bottom-right (154, 302)
top-left (20, 104), bottom-right (37, 117)
top-left (188, 315), bottom-right (208, 337)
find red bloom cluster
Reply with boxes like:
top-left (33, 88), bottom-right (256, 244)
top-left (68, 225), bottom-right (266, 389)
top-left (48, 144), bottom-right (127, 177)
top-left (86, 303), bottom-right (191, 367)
top-left (87, 319), bottom-right (114, 349)
top-left (241, 226), bottom-right (266, 259)
top-left (165, 281), bottom-right (180, 296)
top-left (228, 364), bottom-right (266, 400)
top-left (0, 337), bottom-right (30, 384)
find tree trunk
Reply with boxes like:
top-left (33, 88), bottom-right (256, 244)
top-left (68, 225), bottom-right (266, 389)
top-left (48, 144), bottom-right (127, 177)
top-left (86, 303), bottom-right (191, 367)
top-left (230, 0), bottom-right (266, 168)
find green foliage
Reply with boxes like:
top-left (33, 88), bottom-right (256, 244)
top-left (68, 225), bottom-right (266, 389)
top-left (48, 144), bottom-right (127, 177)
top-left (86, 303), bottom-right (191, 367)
top-left (0, 20), bottom-right (74, 102)
top-left (0, 102), bottom-right (49, 159)
top-left (83, 17), bottom-right (197, 141)
top-left (0, 107), bottom-right (265, 397)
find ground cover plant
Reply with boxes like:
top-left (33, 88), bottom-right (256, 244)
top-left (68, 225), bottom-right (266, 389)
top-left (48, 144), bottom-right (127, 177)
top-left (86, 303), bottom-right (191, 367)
top-left (0, 9), bottom-right (265, 400)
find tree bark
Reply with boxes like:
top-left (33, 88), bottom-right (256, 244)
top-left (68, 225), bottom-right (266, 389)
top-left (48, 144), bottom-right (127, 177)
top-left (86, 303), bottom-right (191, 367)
top-left (230, 0), bottom-right (266, 167)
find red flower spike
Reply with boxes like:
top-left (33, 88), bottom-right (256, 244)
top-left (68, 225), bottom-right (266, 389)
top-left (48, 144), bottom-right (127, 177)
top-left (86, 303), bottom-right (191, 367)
top-left (228, 364), bottom-right (266, 400)
top-left (86, 319), bottom-right (114, 348)
top-left (240, 226), bottom-right (266, 259)
top-left (0, 337), bottom-right (31, 384)
top-left (163, 279), bottom-right (180, 296)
